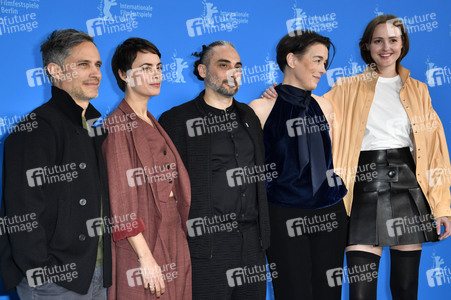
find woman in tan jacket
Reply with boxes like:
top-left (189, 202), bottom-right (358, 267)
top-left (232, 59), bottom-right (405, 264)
top-left (102, 38), bottom-right (192, 300)
top-left (261, 14), bottom-right (451, 300)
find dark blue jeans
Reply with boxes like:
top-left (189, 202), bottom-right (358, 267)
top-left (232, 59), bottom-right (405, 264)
top-left (16, 265), bottom-right (106, 300)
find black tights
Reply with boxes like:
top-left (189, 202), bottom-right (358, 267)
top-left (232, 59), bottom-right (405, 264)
top-left (390, 249), bottom-right (422, 300)
top-left (346, 249), bottom-right (422, 300)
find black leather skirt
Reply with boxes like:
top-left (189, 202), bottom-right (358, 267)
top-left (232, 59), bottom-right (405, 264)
top-left (348, 147), bottom-right (438, 246)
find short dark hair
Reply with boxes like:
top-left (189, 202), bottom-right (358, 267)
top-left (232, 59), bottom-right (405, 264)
top-left (192, 41), bottom-right (235, 81)
top-left (359, 14), bottom-right (409, 71)
top-left (111, 37), bottom-right (161, 92)
top-left (40, 29), bottom-right (94, 82)
top-left (276, 31), bottom-right (335, 73)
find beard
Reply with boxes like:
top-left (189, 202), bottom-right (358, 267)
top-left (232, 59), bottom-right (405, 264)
top-left (204, 70), bottom-right (239, 97)
top-left (66, 78), bottom-right (100, 101)
top-left (69, 85), bottom-right (98, 101)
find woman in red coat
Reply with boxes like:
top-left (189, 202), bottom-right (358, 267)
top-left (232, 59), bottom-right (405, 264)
top-left (102, 38), bottom-right (192, 299)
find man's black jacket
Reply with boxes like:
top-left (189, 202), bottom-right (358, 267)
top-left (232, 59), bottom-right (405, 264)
top-left (0, 86), bottom-right (112, 294)
top-left (159, 91), bottom-right (270, 258)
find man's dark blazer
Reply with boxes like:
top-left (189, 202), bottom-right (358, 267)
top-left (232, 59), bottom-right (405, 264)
top-left (159, 90), bottom-right (270, 258)
top-left (0, 86), bottom-right (112, 294)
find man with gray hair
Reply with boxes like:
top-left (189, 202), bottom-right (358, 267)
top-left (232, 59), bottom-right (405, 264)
top-left (0, 29), bottom-right (111, 299)
top-left (159, 41), bottom-right (270, 299)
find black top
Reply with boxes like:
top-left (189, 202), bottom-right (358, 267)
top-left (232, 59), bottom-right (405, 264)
top-left (159, 90), bottom-right (270, 258)
top-left (0, 86), bottom-right (112, 293)
top-left (199, 99), bottom-right (258, 223)
top-left (264, 84), bottom-right (347, 209)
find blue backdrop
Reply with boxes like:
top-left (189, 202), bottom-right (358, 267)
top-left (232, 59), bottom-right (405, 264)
top-left (0, 0), bottom-right (450, 299)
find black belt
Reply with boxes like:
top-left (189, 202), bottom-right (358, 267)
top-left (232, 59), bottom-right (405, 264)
top-left (358, 147), bottom-right (412, 164)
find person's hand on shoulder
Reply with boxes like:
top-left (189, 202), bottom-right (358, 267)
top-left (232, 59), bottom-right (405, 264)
top-left (261, 82), bottom-right (278, 100)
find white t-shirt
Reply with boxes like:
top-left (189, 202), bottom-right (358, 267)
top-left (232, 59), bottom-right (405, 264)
top-left (361, 75), bottom-right (413, 151)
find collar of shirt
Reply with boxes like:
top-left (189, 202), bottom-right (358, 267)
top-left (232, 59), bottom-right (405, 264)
top-left (49, 86), bottom-right (102, 128)
top-left (200, 93), bottom-right (237, 117)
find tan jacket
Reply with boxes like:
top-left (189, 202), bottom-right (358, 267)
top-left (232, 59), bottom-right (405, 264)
top-left (323, 65), bottom-right (451, 219)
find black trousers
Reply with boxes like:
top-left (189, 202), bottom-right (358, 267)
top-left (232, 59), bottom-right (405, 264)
top-left (191, 224), bottom-right (267, 300)
top-left (267, 201), bottom-right (348, 300)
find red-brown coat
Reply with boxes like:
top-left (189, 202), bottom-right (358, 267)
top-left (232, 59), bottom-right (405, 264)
top-left (102, 99), bottom-right (191, 299)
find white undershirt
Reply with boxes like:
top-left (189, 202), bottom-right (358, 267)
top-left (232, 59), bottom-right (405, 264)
top-left (361, 75), bottom-right (413, 151)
